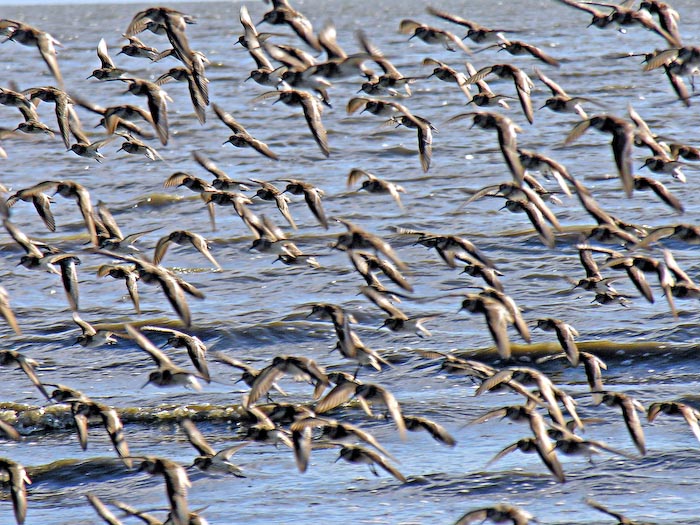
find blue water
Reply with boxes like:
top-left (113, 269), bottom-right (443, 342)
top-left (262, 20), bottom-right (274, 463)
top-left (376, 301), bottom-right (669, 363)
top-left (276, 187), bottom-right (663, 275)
top-left (1, 0), bottom-right (699, 523)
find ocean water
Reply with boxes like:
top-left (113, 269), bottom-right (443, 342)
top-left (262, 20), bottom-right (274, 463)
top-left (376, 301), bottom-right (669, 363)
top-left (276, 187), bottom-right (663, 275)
top-left (0, 1), bottom-right (699, 523)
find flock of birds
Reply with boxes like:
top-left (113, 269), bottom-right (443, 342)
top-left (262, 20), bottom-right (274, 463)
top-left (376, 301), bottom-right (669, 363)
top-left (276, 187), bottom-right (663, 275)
top-left (0, 0), bottom-right (699, 523)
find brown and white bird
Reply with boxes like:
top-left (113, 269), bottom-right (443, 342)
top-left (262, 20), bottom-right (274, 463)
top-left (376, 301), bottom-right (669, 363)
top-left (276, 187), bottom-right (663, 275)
top-left (0, 349), bottom-right (49, 400)
top-left (564, 115), bottom-right (636, 197)
top-left (213, 104), bottom-right (278, 161)
top-left (126, 324), bottom-right (205, 391)
top-left (648, 401), bottom-right (700, 443)
top-left (535, 318), bottom-right (580, 366)
top-left (1, 20), bottom-right (63, 86)
top-left (254, 89), bottom-right (329, 157)
top-left (88, 38), bottom-right (126, 81)
top-left (398, 19), bottom-right (472, 54)
top-left (465, 64), bottom-right (535, 124)
top-left (245, 355), bottom-right (328, 408)
top-left (69, 399), bottom-right (131, 467)
top-left (0, 458), bottom-right (31, 525)
top-left (335, 445), bottom-right (406, 483)
top-left (72, 312), bottom-right (117, 348)
top-left (136, 456), bottom-right (191, 525)
top-left (180, 419), bottom-right (246, 476)
top-left (280, 178), bottom-right (328, 229)
top-left (153, 230), bottom-right (221, 270)
top-left (258, 0), bottom-right (321, 52)
top-left (121, 78), bottom-right (171, 145)
top-left (100, 253), bottom-right (204, 327)
top-left (447, 111), bottom-right (524, 184)
top-left (453, 504), bottom-right (535, 525)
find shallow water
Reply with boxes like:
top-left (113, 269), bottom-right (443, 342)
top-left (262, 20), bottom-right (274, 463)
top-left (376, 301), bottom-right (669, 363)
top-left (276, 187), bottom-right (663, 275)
top-left (0, 0), bottom-right (700, 523)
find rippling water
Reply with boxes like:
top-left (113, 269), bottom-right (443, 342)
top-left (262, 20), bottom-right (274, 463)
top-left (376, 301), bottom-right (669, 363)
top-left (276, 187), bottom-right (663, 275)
top-left (1, 0), bottom-right (700, 523)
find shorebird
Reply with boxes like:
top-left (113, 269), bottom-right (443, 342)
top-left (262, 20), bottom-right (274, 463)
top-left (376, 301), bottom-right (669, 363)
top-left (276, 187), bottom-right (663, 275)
top-left (564, 115), bottom-right (636, 197)
top-left (0, 350), bottom-right (49, 400)
top-left (136, 456), bottom-right (191, 525)
top-left (88, 38), bottom-right (127, 80)
top-left (517, 149), bottom-right (575, 197)
top-left (6, 184), bottom-right (56, 232)
top-left (116, 132), bottom-right (163, 161)
top-left (585, 498), bottom-right (644, 525)
top-left (0, 458), bottom-right (31, 525)
top-left (249, 179), bottom-right (297, 229)
top-left (7, 179), bottom-right (98, 246)
top-left (97, 264), bottom-right (141, 313)
top-left (459, 293), bottom-right (519, 359)
top-left (280, 178), bottom-right (328, 229)
top-left (353, 382), bottom-right (407, 439)
top-left (648, 401), bottom-right (700, 443)
top-left (254, 89), bottom-right (329, 157)
top-left (23, 86), bottom-right (76, 149)
top-left (141, 326), bottom-right (210, 383)
top-left (426, 6), bottom-right (510, 43)
top-left (72, 95), bottom-right (155, 139)
top-left (333, 217), bottom-right (407, 271)
top-left (348, 98), bottom-right (433, 171)
top-left (100, 253), bottom-right (204, 326)
top-left (597, 391), bottom-right (647, 455)
top-left (465, 64), bottom-right (535, 124)
top-left (453, 504), bottom-right (535, 525)
top-left (357, 30), bottom-right (417, 96)
top-left (213, 104), bottom-right (278, 161)
top-left (258, 0), bottom-right (321, 52)
top-left (155, 65), bottom-right (208, 124)
top-left (120, 78), bottom-right (171, 145)
top-left (0, 286), bottom-right (20, 335)
top-left (347, 249), bottom-right (413, 292)
top-left (291, 416), bottom-right (393, 458)
top-left (86, 493), bottom-right (124, 525)
top-left (126, 324), bottom-right (205, 391)
top-left (125, 6), bottom-right (196, 62)
top-left (0, 19), bottom-right (63, 86)
top-left (153, 230), bottom-right (220, 270)
top-left (72, 312), bottom-right (117, 348)
top-left (335, 445), bottom-right (406, 482)
top-left (118, 35), bottom-right (160, 60)
top-left (398, 19), bottom-right (472, 54)
top-left (69, 399), bottom-right (131, 467)
top-left (447, 111), bottom-right (524, 184)
top-left (245, 355), bottom-right (328, 408)
top-left (536, 68), bottom-right (593, 119)
top-left (214, 351), bottom-right (287, 400)
top-left (422, 57), bottom-right (472, 100)
top-left (404, 415), bottom-right (456, 446)
top-left (633, 175), bottom-right (683, 212)
top-left (535, 318), bottom-right (580, 366)
top-left (180, 419), bottom-right (246, 476)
